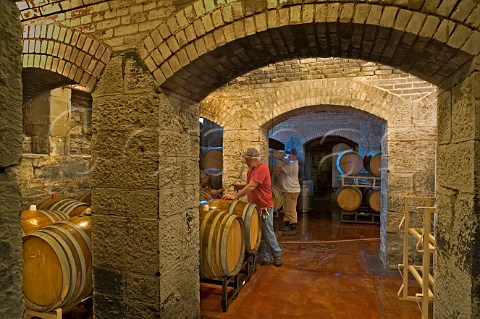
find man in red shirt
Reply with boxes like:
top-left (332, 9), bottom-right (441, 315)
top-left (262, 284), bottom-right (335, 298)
top-left (224, 148), bottom-right (282, 267)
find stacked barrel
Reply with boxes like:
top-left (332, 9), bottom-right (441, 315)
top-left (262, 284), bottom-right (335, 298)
top-left (21, 196), bottom-right (92, 313)
top-left (198, 199), bottom-right (262, 279)
top-left (335, 150), bottom-right (382, 221)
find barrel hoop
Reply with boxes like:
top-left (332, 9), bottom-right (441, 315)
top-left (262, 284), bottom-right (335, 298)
top-left (46, 210), bottom-right (67, 221)
top-left (39, 227), bottom-right (79, 307)
top-left (246, 204), bottom-right (261, 252)
top-left (199, 209), bottom-right (216, 276)
top-left (46, 225), bottom-right (87, 304)
top-left (210, 211), bottom-right (230, 278)
top-left (51, 200), bottom-right (80, 216)
top-left (203, 210), bottom-right (225, 277)
top-left (62, 202), bottom-right (83, 216)
top-left (227, 200), bottom-right (239, 215)
top-left (49, 199), bottom-right (69, 211)
top-left (54, 220), bottom-right (92, 251)
top-left (221, 214), bottom-right (245, 276)
top-left (37, 210), bottom-right (56, 223)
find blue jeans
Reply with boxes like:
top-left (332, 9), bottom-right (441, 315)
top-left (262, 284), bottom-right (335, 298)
top-left (258, 207), bottom-right (281, 260)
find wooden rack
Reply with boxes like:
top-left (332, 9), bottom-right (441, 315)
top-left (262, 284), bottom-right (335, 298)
top-left (341, 175), bottom-right (381, 188)
top-left (24, 297), bottom-right (91, 319)
top-left (397, 196), bottom-right (436, 319)
top-left (339, 175), bottom-right (381, 224)
top-left (341, 211), bottom-right (380, 224)
top-left (200, 252), bottom-right (256, 312)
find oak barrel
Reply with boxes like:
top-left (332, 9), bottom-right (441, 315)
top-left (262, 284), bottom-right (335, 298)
top-left (335, 187), bottom-right (363, 211)
top-left (200, 147), bottom-right (223, 170)
top-left (210, 199), bottom-right (261, 253)
top-left (33, 198), bottom-right (89, 217)
top-left (23, 216), bottom-right (92, 312)
top-left (199, 188), bottom-right (214, 202)
top-left (364, 151), bottom-right (382, 177)
top-left (336, 150), bottom-right (363, 176)
top-left (21, 209), bottom-right (68, 236)
top-left (271, 185), bottom-right (283, 212)
top-left (200, 209), bottom-right (245, 278)
top-left (365, 188), bottom-right (381, 212)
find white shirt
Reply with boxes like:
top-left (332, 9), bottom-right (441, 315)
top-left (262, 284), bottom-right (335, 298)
top-left (277, 157), bottom-right (301, 193)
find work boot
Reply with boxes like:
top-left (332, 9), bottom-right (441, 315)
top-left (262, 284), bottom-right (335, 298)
top-left (279, 221), bottom-right (290, 231)
top-left (274, 256), bottom-right (282, 267)
top-left (282, 223), bottom-right (297, 236)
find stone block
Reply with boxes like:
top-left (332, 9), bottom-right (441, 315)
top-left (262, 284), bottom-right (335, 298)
top-left (451, 74), bottom-right (476, 143)
top-left (434, 249), bottom-right (473, 318)
top-left (159, 255), bottom-right (200, 318)
top-left (437, 142), bottom-right (476, 192)
top-left (123, 52), bottom-right (157, 93)
top-left (92, 128), bottom-right (159, 158)
top-left (92, 214), bottom-right (129, 269)
top-left (93, 95), bottom-right (159, 128)
top-left (126, 273), bottom-right (160, 304)
top-left (93, 56), bottom-right (123, 96)
top-left (126, 218), bottom-right (160, 274)
top-left (123, 299), bottom-right (161, 318)
top-left (93, 266), bottom-right (125, 296)
top-left (93, 294), bottom-right (125, 319)
top-left (92, 155), bottom-right (160, 189)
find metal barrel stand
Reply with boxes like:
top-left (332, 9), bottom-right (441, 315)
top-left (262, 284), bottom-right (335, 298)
top-left (201, 252), bottom-right (257, 311)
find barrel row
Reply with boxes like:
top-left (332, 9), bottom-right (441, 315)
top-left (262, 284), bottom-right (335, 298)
top-left (199, 199), bottom-right (262, 279)
top-left (200, 184), bottom-right (283, 214)
top-left (336, 187), bottom-right (381, 213)
top-left (21, 197), bottom-right (93, 312)
top-left (22, 214), bottom-right (93, 312)
top-left (337, 150), bottom-right (382, 177)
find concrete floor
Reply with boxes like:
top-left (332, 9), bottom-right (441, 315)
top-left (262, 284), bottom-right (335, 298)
top-left (200, 195), bottom-right (431, 319)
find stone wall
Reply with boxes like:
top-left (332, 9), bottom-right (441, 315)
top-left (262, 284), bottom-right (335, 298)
top-left (434, 55), bottom-right (480, 318)
top-left (18, 87), bottom-right (92, 206)
top-left (0, 2), bottom-right (23, 318)
top-left (13, 0), bottom-right (480, 317)
top-left (91, 52), bottom-right (199, 318)
top-left (15, 155), bottom-right (91, 207)
top-left (233, 58), bottom-right (435, 101)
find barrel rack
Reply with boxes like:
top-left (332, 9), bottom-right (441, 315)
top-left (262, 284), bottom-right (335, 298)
top-left (23, 297), bottom-right (91, 319)
top-left (339, 175), bottom-right (381, 224)
top-left (341, 175), bottom-right (381, 188)
top-left (200, 252), bottom-right (257, 312)
top-left (397, 196), bottom-right (436, 319)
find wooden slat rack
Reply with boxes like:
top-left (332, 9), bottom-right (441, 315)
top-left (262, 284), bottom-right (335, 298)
top-left (397, 196), bottom-right (436, 319)
top-left (24, 297), bottom-right (91, 319)
top-left (341, 175), bottom-right (381, 188)
top-left (341, 211), bottom-right (380, 224)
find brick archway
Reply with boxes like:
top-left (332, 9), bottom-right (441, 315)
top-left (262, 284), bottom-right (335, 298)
top-left (140, 1), bottom-right (477, 100)
top-left (21, 24), bottom-right (111, 94)
top-left (201, 79), bottom-right (404, 127)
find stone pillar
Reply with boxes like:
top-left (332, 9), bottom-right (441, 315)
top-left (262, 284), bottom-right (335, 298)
top-left (382, 100), bottom-right (437, 268)
top-left (222, 108), bottom-right (269, 190)
top-left (91, 52), bottom-right (199, 318)
top-left (0, 1), bottom-right (23, 318)
top-left (434, 55), bottom-right (480, 318)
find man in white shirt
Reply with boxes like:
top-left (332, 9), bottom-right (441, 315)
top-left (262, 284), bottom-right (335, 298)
top-left (270, 148), bottom-right (301, 235)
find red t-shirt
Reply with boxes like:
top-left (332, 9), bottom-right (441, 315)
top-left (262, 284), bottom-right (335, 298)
top-left (247, 162), bottom-right (273, 210)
